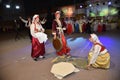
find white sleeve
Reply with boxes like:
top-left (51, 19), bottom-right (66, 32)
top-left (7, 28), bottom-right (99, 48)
top-left (41, 26), bottom-right (45, 32)
top-left (90, 46), bottom-right (94, 52)
top-left (30, 24), bottom-right (35, 37)
top-left (89, 45), bottom-right (101, 64)
top-left (20, 18), bottom-right (28, 23)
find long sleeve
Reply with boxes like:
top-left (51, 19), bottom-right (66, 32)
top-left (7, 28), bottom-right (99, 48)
top-left (40, 21), bottom-right (46, 24)
top-left (61, 20), bottom-right (67, 31)
top-left (52, 21), bottom-right (57, 35)
top-left (20, 18), bottom-right (28, 23)
top-left (30, 24), bottom-right (36, 38)
top-left (62, 20), bottom-right (66, 28)
top-left (89, 45), bottom-right (101, 64)
top-left (20, 18), bottom-right (31, 27)
top-left (90, 46), bottom-right (94, 52)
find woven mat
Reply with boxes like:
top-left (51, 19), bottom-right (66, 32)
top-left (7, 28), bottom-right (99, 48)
top-left (51, 56), bottom-right (87, 69)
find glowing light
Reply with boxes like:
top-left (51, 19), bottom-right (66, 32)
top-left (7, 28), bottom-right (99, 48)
top-left (99, 8), bottom-right (108, 16)
top-left (108, 1), bottom-right (111, 5)
top-left (6, 4), bottom-right (10, 8)
top-left (110, 8), bottom-right (118, 15)
top-left (89, 4), bottom-right (92, 7)
top-left (80, 5), bottom-right (82, 8)
top-left (90, 12), bottom-right (96, 17)
top-left (61, 6), bottom-right (75, 17)
top-left (15, 5), bottom-right (20, 9)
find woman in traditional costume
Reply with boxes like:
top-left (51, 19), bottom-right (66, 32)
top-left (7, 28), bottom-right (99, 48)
top-left (30, 14), bottom-right (48, 61)
top-left (52, 11), bottom-right (71, 56)
top-left (87, 33), bottom-right (110, 69)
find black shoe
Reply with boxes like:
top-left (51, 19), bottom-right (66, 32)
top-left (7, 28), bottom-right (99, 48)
top-left (42, 56), bottom-right (45, 58)
top-left (33, 58), bottom-right (38, 61)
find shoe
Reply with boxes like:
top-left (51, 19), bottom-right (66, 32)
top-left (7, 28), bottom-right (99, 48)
top-left (66, 55), bottom-right (71, 58)
top-left (33, 58), bottom-right (38, 61)
top-left (66, 53), bottom-right (71, 58)
top-left (39, 56), bottom-right (45, 59)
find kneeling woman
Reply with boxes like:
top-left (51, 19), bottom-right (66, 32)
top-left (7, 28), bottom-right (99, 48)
top-left (87, 33), bottom-right (110, 69)
top-left (30, 14), bottom-right (48, 61)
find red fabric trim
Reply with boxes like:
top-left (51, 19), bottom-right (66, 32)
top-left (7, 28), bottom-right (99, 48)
top-left (95, 43), bottom-right (105, 52)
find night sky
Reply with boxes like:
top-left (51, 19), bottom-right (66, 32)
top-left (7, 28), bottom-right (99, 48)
top-left (23, 0), bottom-right (86, 15)
top-left (0, 0), bottom-right (86, 15)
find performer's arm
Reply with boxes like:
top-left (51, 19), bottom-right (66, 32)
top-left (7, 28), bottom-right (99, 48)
top-left (90, 46), bottom-right (94, 52)
top-left (19, 16), bottom-right (28, 23)
top-left (89, 45), bottom-right (101, 65)
top-left (63, 20), bottom-right (67, 30)
top-left (52, 21), bottom-right (57, 39)
top-left (41, 27), bottom-right (45, 33)
top-left (40, 18), bottom-right (47, 24)
top-left (86, 45), bottom-right (101, 69)
top-left (30, 24), bottom-right (34, 36)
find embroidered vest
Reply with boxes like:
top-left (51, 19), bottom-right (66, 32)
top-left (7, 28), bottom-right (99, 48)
top-left (95, 43), bottom-right (106, 52)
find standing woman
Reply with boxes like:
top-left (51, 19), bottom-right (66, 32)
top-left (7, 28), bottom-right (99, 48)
top-left (52, 11), bottom-right (71, 56)
top-left (30, 14), bottom-right (48, 61)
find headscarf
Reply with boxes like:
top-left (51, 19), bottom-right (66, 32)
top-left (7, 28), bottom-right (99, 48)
top-left (90, 33), bottom-right (101, 43)
top-left (32, 14), bottom-right (39, 23)
top-left (55, 11), bottom-right (60, 16)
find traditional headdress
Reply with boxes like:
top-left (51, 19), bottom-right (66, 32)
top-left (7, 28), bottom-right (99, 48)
top-left (32, 14), bottom-right (39, 23)
top-left (90, 33), bottom-right (100, 43)
top-left (55, 11), bottom-right (60, 16)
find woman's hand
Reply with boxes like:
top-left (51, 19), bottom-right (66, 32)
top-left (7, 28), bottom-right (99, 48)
top-left (53, 34), bottom-right (56, 39)
top-left (41, 29), bottom-right (45, 32)
top-left (86, 64), bottom-right (91, 70)
top-left (19, 16), bottom-right (22, 19)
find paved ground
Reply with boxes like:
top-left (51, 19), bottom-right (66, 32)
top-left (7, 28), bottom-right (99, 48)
top-left (0, 29), bottom-right (120, 80)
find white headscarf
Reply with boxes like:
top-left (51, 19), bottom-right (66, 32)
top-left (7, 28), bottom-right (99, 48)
top-left (55, 11), bottom-right (60, 16)
top-left (90, 33), bottom-right (101, 43)
top-left (32, 14), bottom-right (39, 23)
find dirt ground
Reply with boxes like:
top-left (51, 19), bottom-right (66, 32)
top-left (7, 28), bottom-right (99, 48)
top-left (0, 29), bottom-right (120, 80)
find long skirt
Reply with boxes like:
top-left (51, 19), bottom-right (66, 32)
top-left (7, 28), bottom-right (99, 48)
top-left (57, 34), bottom-right (70, 56)
top-left (97, 24), bottom-right (103, 33)
top-left (67, 23), bottom-right (73, 35)
top-left (79, 23), bottom-right (82, 33)
top-left (82, 23), bottom-right (86, 33)
top-left (31, 37), bottom-right (45, 58)
top-left (74, 23), bottom-right (79, 33)
top-left (88, 52), bottom-right (110, 69)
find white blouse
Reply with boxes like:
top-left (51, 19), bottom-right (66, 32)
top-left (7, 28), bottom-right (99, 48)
top-left (30, 23), bottom-right (45, 38)
top-left (89, 44), bottom-right (108, 64)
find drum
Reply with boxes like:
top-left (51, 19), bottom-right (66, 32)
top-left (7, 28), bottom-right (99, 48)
top-left (52, 37), bottom-right (63, 51)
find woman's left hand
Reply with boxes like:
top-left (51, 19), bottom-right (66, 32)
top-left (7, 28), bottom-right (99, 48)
top-left (86, 64), bottom-right (91, 70)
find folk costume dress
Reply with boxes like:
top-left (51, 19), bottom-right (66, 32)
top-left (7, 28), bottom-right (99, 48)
top-left (88, 34), bottom-right (110, 69)
top-left (30, 15), bottom-right (48, 59)
top-left (52, 19), bottom-right (71, 56)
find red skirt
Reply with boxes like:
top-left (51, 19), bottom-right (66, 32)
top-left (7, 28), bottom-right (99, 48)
top-left (57, 34), bottom-right (71, 56)
top-left (82, 23), bottom-right (86, 33)
top-left (67, 23), bottom-right (73, 35)
top-left (97, 24), bottom-right (103, 33)
top-left (31, 37), bottom-right (45, 58)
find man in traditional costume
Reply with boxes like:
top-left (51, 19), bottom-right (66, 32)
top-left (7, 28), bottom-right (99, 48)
top-left (30, 14), bottom-right (48, 61)
top-left (87, 33), bottom-right (110, 69)
top-left (19, 16), bottom-right (32, 41)
top-left (52, 11), bottom-right (71, 56)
